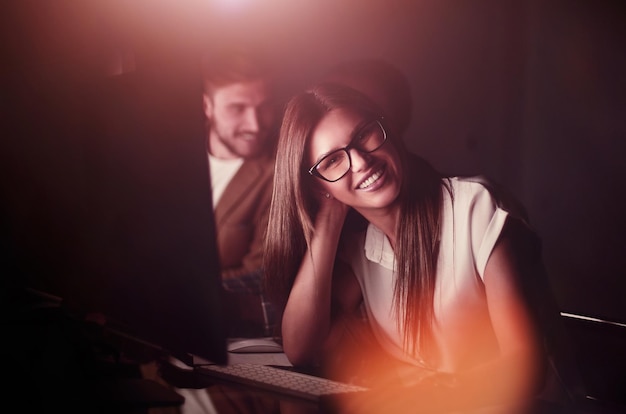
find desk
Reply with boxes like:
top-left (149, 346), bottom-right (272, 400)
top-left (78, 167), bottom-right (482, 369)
top-left (9, 292), bottom-right (620, 413)
top-left (5, 305), bottom-right (608, 414)
top-left (145, 354), bottom-right (590, 414)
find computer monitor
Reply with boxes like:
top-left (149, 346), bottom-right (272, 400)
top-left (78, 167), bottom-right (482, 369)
top-left (3, 69), bottom-right (228, 365)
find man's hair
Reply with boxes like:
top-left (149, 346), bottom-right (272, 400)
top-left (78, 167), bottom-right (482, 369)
top-left (201, 45), bottom-right (273, 94)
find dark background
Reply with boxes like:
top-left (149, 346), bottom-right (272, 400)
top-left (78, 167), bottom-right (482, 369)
top-left (4, 0), bottom-right (623, 323)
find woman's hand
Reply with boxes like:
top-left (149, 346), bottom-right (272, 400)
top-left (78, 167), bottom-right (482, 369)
top-left (315, 190), bottom-right (350, 230)
top-left (325, 369), bottom-right (527, 414)
top-left (323, 370), bottom-right (460, 414)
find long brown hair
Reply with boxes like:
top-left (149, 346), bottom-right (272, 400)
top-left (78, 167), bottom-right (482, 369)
top-left (264, 82), bottom-right (447, 356)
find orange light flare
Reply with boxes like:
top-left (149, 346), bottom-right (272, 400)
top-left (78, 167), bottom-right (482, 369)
top-left (319, 314), bottom-right (542, 414)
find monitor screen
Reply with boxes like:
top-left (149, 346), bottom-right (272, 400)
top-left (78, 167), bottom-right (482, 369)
top-left (3, 68), bottom-right (228, 365)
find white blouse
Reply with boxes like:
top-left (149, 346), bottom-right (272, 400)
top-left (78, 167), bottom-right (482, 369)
top-left (340, 177), bottom-right (509, 374)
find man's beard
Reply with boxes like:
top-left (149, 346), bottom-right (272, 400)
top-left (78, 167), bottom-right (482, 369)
top-left (215, 129), bottom-right (265, 158)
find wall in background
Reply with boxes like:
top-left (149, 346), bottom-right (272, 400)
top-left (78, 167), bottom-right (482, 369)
top-left (519, 0), bottom-right (625, 320)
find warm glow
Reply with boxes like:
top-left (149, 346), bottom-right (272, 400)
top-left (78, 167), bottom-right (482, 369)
top-left (316, 313), bottom-right (541, 414)
top-left (210, 0), bottom-right (256, 15)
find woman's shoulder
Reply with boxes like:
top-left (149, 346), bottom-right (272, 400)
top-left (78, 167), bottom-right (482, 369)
top-left (440, 176), bottom-right (509, 231)
top-left (445, 176), bottom-right (529, 223)
top-left (444, 176), bottom-right (496, 205)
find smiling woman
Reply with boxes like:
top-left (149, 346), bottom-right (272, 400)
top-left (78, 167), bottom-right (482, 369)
top-left (262, 82), bottom-right (564, 413)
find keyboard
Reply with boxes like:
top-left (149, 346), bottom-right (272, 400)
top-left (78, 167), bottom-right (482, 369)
top-left (196, 363), bottom-right (368, 402)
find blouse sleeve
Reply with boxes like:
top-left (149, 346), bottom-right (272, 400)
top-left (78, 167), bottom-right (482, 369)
top-left (456, 179), bottom-right (509, 279)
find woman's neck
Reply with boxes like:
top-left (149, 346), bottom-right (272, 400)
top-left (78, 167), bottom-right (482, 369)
top-left (358, 204), bottom-right (400, 251)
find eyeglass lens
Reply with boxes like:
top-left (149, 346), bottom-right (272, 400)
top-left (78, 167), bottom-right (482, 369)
top-left (315, 121), bottom-right (385, 182)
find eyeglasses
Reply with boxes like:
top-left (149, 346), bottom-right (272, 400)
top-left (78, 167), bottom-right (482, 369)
top-left (308, 119), bottom-right (387, 182)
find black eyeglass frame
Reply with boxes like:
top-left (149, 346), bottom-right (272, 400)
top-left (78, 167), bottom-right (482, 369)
top-left (307, 118), bottom-right (387, 183)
